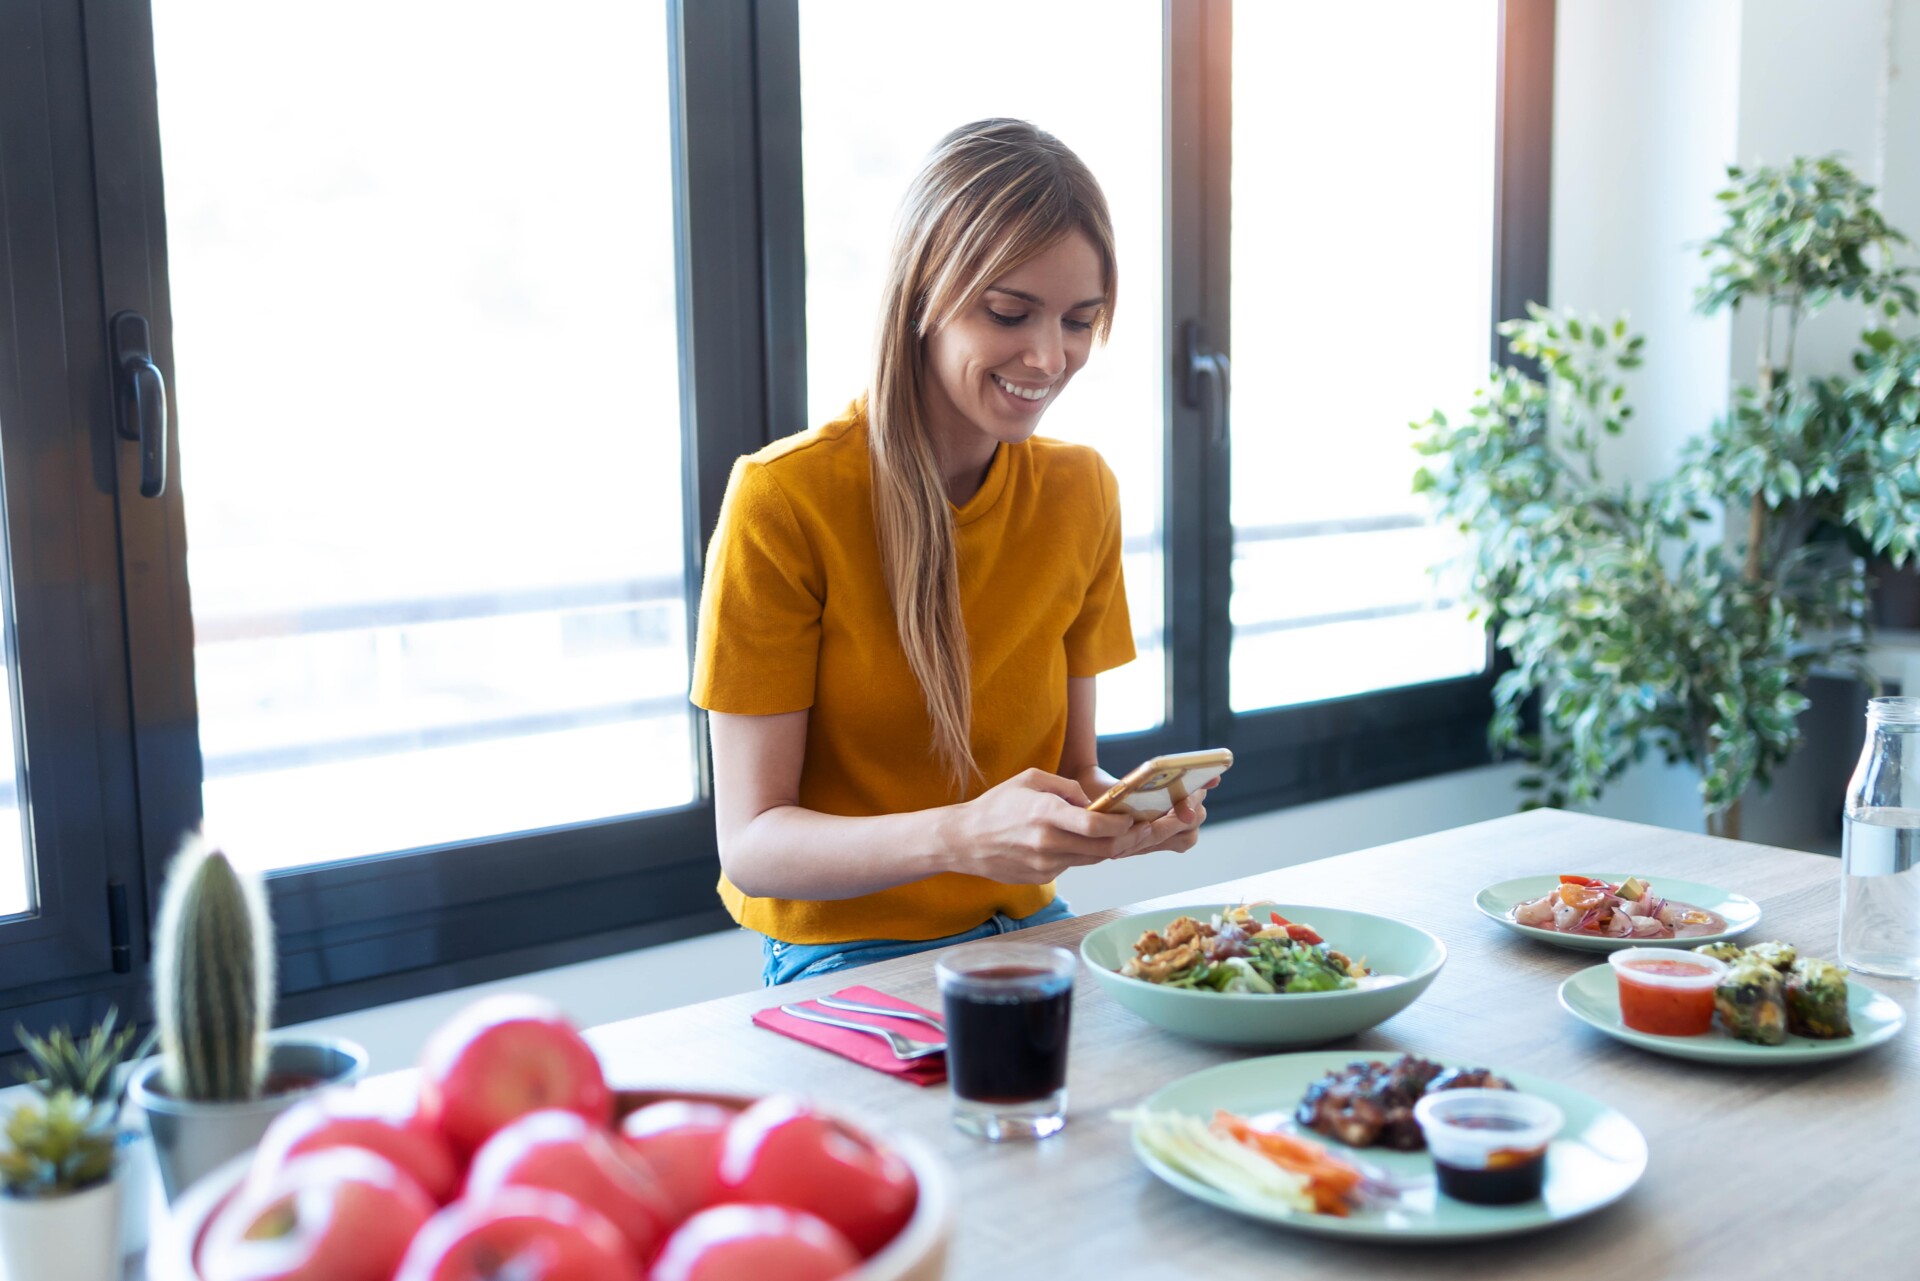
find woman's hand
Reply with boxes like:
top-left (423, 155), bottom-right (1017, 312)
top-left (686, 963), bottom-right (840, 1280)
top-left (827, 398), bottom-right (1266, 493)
top-left (941, 768), bottom-right (1140, 883)
top-left (1113, 788), bottom-right (1212, 857)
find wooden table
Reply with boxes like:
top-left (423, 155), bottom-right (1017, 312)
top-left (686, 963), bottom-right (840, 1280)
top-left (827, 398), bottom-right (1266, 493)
top-left (585, 809), bottom-right (1917, 1279)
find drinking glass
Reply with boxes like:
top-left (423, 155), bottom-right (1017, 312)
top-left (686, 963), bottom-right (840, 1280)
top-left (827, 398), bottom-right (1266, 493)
top-left (934, 943), bottom-right (1075, 1141)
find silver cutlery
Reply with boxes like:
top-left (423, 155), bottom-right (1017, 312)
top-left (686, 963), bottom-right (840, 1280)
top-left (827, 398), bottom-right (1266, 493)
top-left (778, 1004), bottom-right (946, 1060)
top-left (814, 994), bottom-right (947, 1035)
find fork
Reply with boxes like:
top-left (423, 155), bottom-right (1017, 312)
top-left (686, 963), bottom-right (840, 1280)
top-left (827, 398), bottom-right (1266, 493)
top-left (778, 1004), bottom-right (947, 1060)
top-left (814, 994), bottom-right (947, 1035)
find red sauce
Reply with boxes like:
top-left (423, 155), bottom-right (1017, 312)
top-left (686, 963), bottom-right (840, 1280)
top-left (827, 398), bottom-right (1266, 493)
top-left (1616, 962), bottom-right (1717, 1035)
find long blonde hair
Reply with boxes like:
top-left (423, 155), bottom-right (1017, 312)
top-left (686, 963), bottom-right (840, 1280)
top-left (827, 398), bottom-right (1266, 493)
top-left (868, 119), bottom-right (1117, 796)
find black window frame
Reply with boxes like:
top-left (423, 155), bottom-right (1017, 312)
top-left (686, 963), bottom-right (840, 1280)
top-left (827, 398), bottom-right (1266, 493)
top-left (0, 0), bottom-right (1552, 1049)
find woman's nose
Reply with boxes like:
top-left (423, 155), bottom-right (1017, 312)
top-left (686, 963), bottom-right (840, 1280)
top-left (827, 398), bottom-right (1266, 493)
top-left (1025, 326), bottom-right (1066, 376)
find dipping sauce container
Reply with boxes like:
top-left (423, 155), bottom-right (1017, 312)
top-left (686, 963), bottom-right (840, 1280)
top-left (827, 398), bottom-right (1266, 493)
top-left (1607, 947), bottom-right (1727, 1036)
top-left (1413, 1088), bottom-right (1563, 1205)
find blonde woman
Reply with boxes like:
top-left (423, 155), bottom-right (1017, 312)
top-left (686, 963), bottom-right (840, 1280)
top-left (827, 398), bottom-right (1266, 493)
top-left (692, 119), bottom-right (1211, 985)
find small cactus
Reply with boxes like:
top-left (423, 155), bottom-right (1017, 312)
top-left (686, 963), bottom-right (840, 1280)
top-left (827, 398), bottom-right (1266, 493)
top-left (152, 835), bottom-right (275, 1102)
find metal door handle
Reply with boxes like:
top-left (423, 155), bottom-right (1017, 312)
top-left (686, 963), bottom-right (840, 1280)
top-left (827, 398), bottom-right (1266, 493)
top-left (1182, 320), bottom-right (1230, 450)
top-left (110, 311), bottom-right (168, 498)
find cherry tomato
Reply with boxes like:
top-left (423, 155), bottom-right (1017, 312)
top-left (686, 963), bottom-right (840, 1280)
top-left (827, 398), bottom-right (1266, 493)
top-left (1283, 923), bottom-right (1324, 945)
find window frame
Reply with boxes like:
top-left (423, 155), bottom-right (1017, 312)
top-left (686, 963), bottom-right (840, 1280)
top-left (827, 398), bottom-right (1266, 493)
top-left (0, 0), bottom-right (1552, 1045)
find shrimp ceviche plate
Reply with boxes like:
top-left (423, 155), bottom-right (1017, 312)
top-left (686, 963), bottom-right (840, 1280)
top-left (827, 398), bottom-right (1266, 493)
top-left (1475, 873), bottom-right (1761, 953)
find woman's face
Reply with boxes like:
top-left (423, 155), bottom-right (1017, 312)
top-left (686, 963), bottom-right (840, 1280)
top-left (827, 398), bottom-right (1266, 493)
top-left (922, 230), bottom-right (1106, 454)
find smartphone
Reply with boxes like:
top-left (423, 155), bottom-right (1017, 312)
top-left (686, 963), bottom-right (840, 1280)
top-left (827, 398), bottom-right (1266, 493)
top-left (1086, 748), bottom-right (1233, 820)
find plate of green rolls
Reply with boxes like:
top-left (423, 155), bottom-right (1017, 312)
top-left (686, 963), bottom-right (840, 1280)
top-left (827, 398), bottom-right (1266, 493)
top-left (1557, 939), bottom-right (1906, 1064)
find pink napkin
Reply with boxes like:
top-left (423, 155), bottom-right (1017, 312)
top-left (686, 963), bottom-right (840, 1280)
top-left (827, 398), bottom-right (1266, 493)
top-left (752, 985), bottom-right (947, 1086)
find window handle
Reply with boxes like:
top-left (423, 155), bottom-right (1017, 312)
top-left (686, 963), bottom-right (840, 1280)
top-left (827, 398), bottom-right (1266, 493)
top-left (1182, 320), bottom-right (1230, 449)
top-left (109, 311), bottom-right (168, 498)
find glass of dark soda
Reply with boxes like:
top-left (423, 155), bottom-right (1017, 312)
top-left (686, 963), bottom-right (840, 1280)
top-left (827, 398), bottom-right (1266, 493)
top-left (934, 942), bottom-right (1075, 1141)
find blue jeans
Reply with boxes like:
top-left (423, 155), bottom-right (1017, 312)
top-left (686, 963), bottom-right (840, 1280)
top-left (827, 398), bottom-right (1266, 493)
top-left (760, 898), bottom-right (1075, 986)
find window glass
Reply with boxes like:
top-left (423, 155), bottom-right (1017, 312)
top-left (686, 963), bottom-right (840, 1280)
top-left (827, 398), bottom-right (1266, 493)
top-left (798, 0), bottom-right (1166, 735)
top-left (151, 0), bottom-right (688, 871)
top-left (1229, 2), bottom-right (1498, 711)
top-left (0, 503), bottom-right (25, 918)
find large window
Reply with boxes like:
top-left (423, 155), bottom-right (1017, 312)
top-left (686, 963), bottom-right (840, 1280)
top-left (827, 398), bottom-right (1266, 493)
top-left (0, 0), bottom-right (1551, 1045)
top-left (152, 0), bottom-right (690, 871)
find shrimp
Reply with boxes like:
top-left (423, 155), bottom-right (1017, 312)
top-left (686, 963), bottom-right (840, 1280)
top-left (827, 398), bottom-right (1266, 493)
top-left (1512, 895), bottom-right (1556, 927)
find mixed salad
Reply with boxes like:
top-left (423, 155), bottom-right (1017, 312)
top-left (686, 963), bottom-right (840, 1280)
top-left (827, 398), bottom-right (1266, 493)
top-left (1122, 904), bottom-right (1370, 993)
top-left (1511, 874), bottom-right (1725, 939)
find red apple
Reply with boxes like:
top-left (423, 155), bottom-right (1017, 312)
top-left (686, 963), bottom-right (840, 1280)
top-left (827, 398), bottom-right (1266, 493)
top-left (716, 1096), bottom-right (916, 1257)
top-left (417, 995), bottom-right (612, 1158)
top-left (250, 1090), bottom-right (461, 1203)
top-left (464, 1109), bottom-right (674, 1263)
top-left (393, 1186), bottom-right (641, 1281)
top-left (199, 1148), bottom-right (434, 1281)
top-left (618, 1100), bottom-right (735, 1222)
top-left (648, 1204), bottom-right (860, 1281)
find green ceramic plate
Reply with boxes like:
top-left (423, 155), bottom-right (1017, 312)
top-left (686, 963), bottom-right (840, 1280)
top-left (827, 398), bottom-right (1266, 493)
top-left (1475, 873), bottom-right (1761, 953)
top-left (1557, 963), bottom-right (1907, 1064)
top-left (1131, 1051), bottom-right (1647, 1242)
top-left (1080, 903), bottom-right (1445, 1047)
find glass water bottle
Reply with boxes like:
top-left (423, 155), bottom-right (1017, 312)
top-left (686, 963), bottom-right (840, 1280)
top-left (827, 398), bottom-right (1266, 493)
top-left (1840, 696), bottom-right (1920, 978)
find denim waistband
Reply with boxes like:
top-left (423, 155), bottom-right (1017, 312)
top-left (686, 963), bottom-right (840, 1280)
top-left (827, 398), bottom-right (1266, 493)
top-left (760, 897), bottom-right (1075, 987)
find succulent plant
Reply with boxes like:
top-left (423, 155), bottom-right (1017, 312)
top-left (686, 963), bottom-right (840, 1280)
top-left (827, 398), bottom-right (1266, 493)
top-left (151, 835), bottom-right (276, 1102)
top-left (13, 1007), bottom-right (156, 1115)
top-left (0, 1091), bottom-right (117, 1199)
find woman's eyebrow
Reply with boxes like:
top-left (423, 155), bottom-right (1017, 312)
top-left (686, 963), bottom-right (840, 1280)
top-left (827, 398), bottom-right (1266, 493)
top-left (985, 285), bottom-right (1108, 310)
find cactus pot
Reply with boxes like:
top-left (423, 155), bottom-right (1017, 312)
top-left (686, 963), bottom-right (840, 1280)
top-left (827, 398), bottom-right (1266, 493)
top-left (128, 1034), bottom-right (368, 1203)
top-left (0, 1169), bottom-right (125, 1281)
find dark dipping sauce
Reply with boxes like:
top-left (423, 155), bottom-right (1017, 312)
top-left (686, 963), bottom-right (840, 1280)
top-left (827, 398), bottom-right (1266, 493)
top-left (941, 964), bottom-right (1072, 1104)
top-left (1431, 1115), bottom-right (1548, 1205)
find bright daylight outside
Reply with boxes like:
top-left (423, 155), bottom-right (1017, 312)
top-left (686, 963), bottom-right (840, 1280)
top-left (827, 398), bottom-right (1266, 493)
top-left (799, 0), bottom-right (1166, 736)
top-left (1229, 1), bottom-right (1497, 711)
top-left (152, 0), bottom-right (686, 873)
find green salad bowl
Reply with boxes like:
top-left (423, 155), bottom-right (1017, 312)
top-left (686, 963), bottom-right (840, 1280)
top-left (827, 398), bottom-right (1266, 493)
top-left (1080, 903), bottom-right (1446, 1047)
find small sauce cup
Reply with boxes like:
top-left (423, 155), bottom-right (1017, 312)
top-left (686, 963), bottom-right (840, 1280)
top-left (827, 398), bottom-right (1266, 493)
top-left (1607, 947), bottom-right (1726, 1036)
top-left (1413, 1087), bottom-right (1562, 1205)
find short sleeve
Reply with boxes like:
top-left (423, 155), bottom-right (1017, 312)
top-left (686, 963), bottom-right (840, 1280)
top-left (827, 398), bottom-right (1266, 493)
top-left (690, 458), bottom-right (823, 714)
top-left (1063, 457), bottom-right (1136, 678)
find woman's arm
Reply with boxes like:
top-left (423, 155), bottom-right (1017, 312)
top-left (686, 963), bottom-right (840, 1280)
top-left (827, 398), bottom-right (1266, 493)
top-left (710, 708), bottom-right (1142, 900)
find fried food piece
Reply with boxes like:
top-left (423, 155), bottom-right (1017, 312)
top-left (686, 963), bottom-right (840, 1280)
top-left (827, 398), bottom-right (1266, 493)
top-left (1715, 959), bottom-right (1788, 1045)
top-left (1785, 957), bottom-right (1852, 1039)
top-left (1692, 941), bottom-right (1746, 965)
top-left (1742, 940), bottom-right (1798, 973)
top-left (1123, 940), bottom-right (1203, 982)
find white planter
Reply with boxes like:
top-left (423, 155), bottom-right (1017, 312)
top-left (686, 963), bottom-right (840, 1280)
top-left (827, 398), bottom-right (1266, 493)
top-left (0, 1175), bottom-right (125, 1281)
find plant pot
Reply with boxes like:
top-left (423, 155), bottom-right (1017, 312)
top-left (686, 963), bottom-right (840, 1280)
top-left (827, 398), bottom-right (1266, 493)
top-left (128, 1034), bottom-right (369, 1203)
top-left (0, 1172), bottom-right (125, 1281)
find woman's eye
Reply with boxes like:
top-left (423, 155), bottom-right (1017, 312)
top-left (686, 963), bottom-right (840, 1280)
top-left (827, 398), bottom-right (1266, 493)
top-left (1064, 318), bottom-right (1095, 333)
top-left (986, 309), bottom-right (1025, 326)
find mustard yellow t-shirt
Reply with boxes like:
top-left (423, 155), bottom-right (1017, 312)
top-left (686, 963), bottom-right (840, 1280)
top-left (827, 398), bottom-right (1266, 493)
top-left (689, 401), bottom-right (1135, 944)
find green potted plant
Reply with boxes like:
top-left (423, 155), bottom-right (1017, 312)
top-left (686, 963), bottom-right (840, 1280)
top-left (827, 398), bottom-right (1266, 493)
top-left (1414, 155), bottom-right (1920, 835)
top-left (0, 1008), bottom-right (155, 1281)
top-left (0, 1090), bottom-right (122, 1281)
top-left (14, 1006), bottom-right (156, 1258)
top-left (126, 835), bottom-right (368, 1201)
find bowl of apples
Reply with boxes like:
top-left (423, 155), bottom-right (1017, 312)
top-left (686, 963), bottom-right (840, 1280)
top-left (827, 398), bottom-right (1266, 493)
top-left (152, 995), bottom-right (952, 1281)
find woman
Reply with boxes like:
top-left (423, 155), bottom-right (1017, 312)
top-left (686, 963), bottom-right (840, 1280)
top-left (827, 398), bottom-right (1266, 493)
top-left (691, 119), bottom-right (1210, 986)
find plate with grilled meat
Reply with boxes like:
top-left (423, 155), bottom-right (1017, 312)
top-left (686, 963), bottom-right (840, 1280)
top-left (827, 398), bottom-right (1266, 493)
top-left (1130, 1051), bottom-right (1647, 1241)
